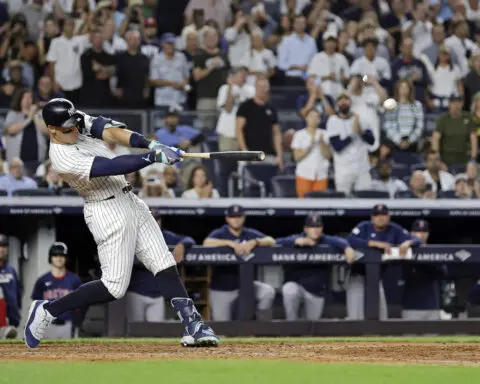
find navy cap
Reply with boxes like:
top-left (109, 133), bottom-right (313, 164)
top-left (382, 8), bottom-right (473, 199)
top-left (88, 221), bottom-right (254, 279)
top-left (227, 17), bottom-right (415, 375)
top-left (449, 93), bottom-right (464, 102)
top-left (226, 204), bottom-right (245, 217)
top-left (0, 234), bottom-right (7, 246)
top-left (372, 204), bottom-right (389, 216)
top-left (411, 219), bottom-right (430, 232)
top-left (305, 213), bottom-right (323, 227)
top-left (161, 32), bottom-right (177, 44)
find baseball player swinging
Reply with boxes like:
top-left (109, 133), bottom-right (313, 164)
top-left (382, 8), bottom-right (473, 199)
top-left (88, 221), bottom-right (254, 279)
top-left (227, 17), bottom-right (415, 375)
top-left (24, 98), bottom-right (219, 348)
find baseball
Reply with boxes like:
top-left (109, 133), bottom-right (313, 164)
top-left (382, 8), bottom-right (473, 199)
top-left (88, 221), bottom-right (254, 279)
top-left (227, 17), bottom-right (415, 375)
top-left (383, 98), bottom-right (397, 111)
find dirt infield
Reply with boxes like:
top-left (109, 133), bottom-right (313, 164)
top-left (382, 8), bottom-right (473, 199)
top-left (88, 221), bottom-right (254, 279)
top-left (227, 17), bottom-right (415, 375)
top-left (1, 342), bottom-right (480, 366)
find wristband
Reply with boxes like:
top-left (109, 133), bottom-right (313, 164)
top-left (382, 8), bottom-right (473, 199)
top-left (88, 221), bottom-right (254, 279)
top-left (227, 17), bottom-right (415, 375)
top-left (129, 132), bottom-right (151, 149)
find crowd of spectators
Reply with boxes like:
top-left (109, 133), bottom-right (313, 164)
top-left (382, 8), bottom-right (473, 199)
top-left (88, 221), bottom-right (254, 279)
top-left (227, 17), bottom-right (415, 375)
top-left (0, 0), bottom-right (480, 198)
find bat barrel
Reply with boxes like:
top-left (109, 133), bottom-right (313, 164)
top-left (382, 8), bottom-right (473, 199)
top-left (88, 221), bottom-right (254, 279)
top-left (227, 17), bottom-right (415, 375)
top-left (209, 151), bottom-right (265, 161)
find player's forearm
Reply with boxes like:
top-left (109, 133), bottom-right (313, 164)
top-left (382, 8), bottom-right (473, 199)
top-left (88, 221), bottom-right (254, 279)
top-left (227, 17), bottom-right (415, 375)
top-left (103, 127), bottom-right (152, 149)
top-left (89, 152), bottom-right (155, 178)
top-left (255, 237), bottom-right (275, 247)
top-left (203, 238), bottom-right (235, 248)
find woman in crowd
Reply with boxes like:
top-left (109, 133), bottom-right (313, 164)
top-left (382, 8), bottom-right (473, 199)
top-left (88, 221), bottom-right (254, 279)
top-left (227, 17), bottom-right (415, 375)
top-left (381, 79), bottom-right (424, 158)
top-left (425, 45), bottom-right (463, 113)
top-left (3, 88), bottom-right (48, 175)
top-left (182, 164), bottom-right (220, 199)
top-left (239, 29), bottom-right (276, 85)
top-left (225, 9), bottom-right (257, 67)
top-left (291, 108), bottom-right (331, 198)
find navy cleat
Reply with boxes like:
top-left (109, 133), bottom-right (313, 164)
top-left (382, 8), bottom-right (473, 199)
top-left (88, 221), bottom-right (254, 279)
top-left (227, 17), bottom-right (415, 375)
top-left (24, 300), bottom-right (54, 348)
top-left (172, 298), bottom-right (220, 347)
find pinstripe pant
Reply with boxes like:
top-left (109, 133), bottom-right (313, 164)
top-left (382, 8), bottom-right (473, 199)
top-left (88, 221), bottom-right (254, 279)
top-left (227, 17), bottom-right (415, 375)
top-left (84, 192), bottom-right (176, 299)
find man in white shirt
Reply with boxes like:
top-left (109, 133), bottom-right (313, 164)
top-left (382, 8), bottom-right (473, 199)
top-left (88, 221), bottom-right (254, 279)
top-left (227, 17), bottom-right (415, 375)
top-left (239, 30), bottom-right (276, 86)
top-left (402, 2), bottom-right (433, 56)
top-left (445, 16), bottom-right (479, 77)
top-left (307, 31), bottom-right (349, 99)
top-left (324, 93), bottom-right (374, 195)
top-left (278, 15), bottom-right (317, 86)
top-left (422, 150), bottom-right (455, 193)
top-left (46, 16), bottom-right (90, 104)
top-left (102, 17), bottom-right (128, 55)
top-left (371, 159), bottom-right (409, 198)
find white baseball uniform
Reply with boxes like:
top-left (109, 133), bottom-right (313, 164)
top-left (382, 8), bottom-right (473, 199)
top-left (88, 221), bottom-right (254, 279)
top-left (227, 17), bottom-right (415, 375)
top-left (49, 126), bottom-right (176, 299)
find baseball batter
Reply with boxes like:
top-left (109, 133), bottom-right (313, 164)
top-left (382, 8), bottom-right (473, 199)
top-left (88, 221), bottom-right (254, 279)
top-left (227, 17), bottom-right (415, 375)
top-left (24, 98), bottom-right (219, 348)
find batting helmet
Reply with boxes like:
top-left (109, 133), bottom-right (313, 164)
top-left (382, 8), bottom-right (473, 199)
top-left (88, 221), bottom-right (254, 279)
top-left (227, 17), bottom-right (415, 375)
top-left (0, 234), bottom-right (8, 246)
top-left (48, 242), bottom-right (68, 263)
top-left (42, 98), bottom-right (84, 129)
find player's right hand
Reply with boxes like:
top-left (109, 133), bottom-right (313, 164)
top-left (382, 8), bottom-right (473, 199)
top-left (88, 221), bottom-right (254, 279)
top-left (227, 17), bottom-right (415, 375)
top-left (153, 144), bottom-right (184, 165)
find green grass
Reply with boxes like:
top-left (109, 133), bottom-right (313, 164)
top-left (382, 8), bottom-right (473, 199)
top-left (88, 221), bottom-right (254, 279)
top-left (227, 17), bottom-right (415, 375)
top-left (0, 360), bottom-right (478, 384)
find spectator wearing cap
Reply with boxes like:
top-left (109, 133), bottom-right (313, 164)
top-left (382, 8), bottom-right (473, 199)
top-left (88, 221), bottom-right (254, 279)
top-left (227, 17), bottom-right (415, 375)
top-left (184, 0), bottom-right (231, 33)
top-left (408, 170), bottom-right (437, 199)
top-left (292, 108), bottom-right (331, 197)
top-left (0, 157), bottom-right (38, 195)
top-left (381, 79), bottom-right (424, 156)
top-left (379, 0), bottom-right (411, 50)
top-left (149, 32), bottom-right (190, 111)
top-left (401, 2), bottom-right (432, 56)
top-left (0, 234), bottom-right (21, 339)
top-left (402, 219), bottom-right (444, 320)
top-left (324, 93), bottom-right (374, 195)
top-left (391, 37), bottom-right (430, 104)
top-left (277, 15), bottom-right (317, 86)
top-left (118, 0), bottom-right (145, 38)
top-left (371, 159), bottom-right (409, 198)
top-left (423, 150), bottom-right (455, 194)
top-left (296, 76), bottom-right (335, 130)
top-left (203, 204), bottom-right (276, 321)
top-left (302, 0), bottom-right (344, 41)
top-left (79, 28), bottom-right (115, 107)
top-left (236, 76), bottom-right (284, 170)
top-left (346, 204), bottom-right (422, 320)
top-left (2, 88), bottom-right (47, 174)
top-left (224, 9), bottom-right (260, 67)
top-left (354, 16), bottom-right (391, 62)
top-left (193, 27), bottom-right (230, 126)
top-left (432, 94), bottom-right (477, 166)
top-left (0, 61), bottom-right (28, 106)
top-left (181, 164), bottom-right (220, 199)
top-left (239, 29), bottom-right (276, 86)
top-left (307, 32), bottom-right (350, 100)
top-left (464, 53), bottom-right (480, 109)
top-left (350, 38), bottom-right (391, 93)
top-left (454, 173), bottom-right (474, 198)
top-left (277, 214), bottom-right (356, 321)
top-left (114, 29), bottom-right (150, 108)
top-left (140, 17), bottom-right (161, 61)
top-left (445, 16), bottom-right (478, 77)
top-left (94, 0), bottom-right (124, 30)
top-left (34, 76), bottom-right (64, 109)
top-left (46, 16), bottom-right (90, 104)
top-left (424, 44), bottom-right (463, 113)
top-left (421, 24), bottom-right (460, 69)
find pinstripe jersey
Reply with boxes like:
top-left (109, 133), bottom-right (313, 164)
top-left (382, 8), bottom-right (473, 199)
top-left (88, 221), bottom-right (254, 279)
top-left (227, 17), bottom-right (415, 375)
top-left (49, 134), bottom-right (130, 202)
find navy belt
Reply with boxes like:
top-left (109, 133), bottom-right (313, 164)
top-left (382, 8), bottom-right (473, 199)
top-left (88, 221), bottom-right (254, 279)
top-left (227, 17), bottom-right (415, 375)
top-left (104, 184), bottom-right (133, 201)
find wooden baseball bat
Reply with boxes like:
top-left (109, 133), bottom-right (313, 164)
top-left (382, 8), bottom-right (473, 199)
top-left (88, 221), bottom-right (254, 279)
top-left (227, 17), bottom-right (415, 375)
top-left (180, 151), bottom-right (266, 162)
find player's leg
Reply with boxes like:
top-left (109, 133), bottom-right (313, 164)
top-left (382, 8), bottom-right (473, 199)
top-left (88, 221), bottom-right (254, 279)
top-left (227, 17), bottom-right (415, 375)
top-left (345, 275), bottom-right (365, 320)
top-left (145, 296), bottom-right (165, 322)
top-left (281, 281), bottom-right (303, 320)
top-left (254, 281), bottom-right (275, 321)
top-left (353, 167), bottom-right (373, 192)
top-left (334, 168), bottom-right (355, 196)
top-left (303, 290), bottom-right (326, 321)
top-left (126, 292), bottom-right (148, 323)
top-left (209, 289), bottom-right (238, 321)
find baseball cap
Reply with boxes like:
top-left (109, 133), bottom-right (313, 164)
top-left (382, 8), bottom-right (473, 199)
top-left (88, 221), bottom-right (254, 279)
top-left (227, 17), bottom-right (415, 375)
top-left (166, 104), bottom-right (182, 116)
top-left (336, 92), bottom-right (351, 102)
top-left (372, 204), bottom-right (389, 216)
top-left (161, 32), bottom-right (177, 44)
top-left (411, 219), bottom-right (430, 232)
top-left (144, 17), bottom-right (157, 27)
top-left (226, 204), bottom-right (245, 217)
top-left (449, 94), bottom-right (464, 102)
top-left (439, 44), bottom-right (450, 54)
top-left (96, 0), bottom-right (112, 9)
top-left (362, 38), bottom-right (378, 47)
top-left (304, 213), bottom-right (323, 227)
top-left (323, 31), bottom-right (337, 41)
top-left (0, 234), bottom-right (8, 246)
top-left (455, 173), bottom-right (468, 183)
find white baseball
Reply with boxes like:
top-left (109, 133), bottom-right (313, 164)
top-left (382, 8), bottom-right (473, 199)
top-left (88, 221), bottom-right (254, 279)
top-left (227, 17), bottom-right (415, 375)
top-left (383, 98), bottom-right (397, 111)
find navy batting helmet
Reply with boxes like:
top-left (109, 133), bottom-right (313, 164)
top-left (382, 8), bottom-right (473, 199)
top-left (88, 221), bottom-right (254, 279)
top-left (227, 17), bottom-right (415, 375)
top-left (42, 98), bottom-right (84, 129)
top-left (48, 242), bottom-right (68, 263)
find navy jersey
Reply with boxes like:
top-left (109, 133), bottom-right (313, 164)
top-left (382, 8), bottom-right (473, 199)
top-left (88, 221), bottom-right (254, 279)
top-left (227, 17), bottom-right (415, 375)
top-left (0, 264), bottom-right (21, 326)
top-left (128, 230), bottom-right (195, 298)
top-left (31, 271), bottom-right (82, 322)
top-left (347, 221), bottom-right (421, 276)
top-left (276, 234), bottom-right (349, 295)
top-left (141, 38), bottom-right (161, 61)
top-left (402, 264), bottom-right (444, 310)
top-left (207, 225), bottom-right (268, 291)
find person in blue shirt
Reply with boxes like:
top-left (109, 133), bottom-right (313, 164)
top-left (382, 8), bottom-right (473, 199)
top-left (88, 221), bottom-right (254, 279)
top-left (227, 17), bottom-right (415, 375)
top-left (126, 214), bottom-right (195, 322)
top-left (31, 242), bottom-right (82, 339)
top-left (402, 219), bottom-right (445, 320)
top-left (203, 204), bottom-right (276, 321)
top-left (346, 204), bottom-right (422, 320)
top-left (0, 234), bottom-right (21, 339)
top-left (155, 107), bottom-right (204, 152)
top-left (276, 213), bottom-right (356, 321)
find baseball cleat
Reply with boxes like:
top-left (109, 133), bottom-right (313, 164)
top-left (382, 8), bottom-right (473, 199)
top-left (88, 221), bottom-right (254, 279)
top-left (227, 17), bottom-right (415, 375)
top-left (24, 300), bottom-right (54, 348)
top-left (181, 324), bottom-right (220, 347)
top-left (4, 325), bottom-right (17, 339)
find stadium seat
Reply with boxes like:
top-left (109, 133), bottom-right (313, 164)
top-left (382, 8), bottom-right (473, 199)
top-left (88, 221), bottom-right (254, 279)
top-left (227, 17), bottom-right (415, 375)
top-left (59, 188), bottom-right (79, 196)
top-left (271, 175), bottom-right (297, 197)
top-left (449, 163), bottom-right (466, 175)
top-left (394, 190), bottom-right (416, 198)
top-left (283, 163), bottom-right (297, 175)
top-left (242, 163), bottom-right (279, 196)
top-left (438, 190), bottom-right (457, 198)
top-left (390, 164), bottom-right (411, 180)
top-left (391, 151), bottom-right (423, 165)
top-left (0, 190), bottom-right (7, 196)
top-left (352, 190), bottom-right (390, 199)
top-left (12, 188), bottom-right (55, 196)
top-left (305, 190), bottom-right (346, 198)
top-left (173, 186), bottom-right (184, 197)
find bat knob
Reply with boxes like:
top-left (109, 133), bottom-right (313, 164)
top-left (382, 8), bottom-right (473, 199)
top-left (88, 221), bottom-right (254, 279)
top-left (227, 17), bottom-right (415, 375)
top-left (259, 152), bottom-right (266, 161)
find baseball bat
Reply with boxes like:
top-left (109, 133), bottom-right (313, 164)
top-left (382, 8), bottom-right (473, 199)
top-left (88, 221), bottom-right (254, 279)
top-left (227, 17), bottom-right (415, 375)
top-left (181, 151), bottom-right (266, 162)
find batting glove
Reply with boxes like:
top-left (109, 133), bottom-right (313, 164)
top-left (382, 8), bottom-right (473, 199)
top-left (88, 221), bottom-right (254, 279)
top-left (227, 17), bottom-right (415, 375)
top-left (149, 141), bottom-right (184, 165)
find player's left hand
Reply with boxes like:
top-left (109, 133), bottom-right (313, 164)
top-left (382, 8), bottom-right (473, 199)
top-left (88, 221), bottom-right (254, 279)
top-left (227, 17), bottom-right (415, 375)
top-left (150, 141), bottom-right (184, 164)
